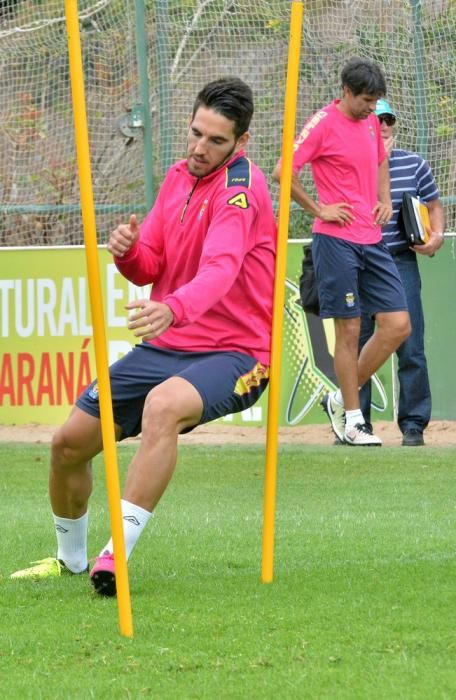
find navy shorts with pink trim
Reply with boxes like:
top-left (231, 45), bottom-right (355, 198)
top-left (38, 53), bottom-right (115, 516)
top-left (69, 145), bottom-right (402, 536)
top-left (76, 343), bottom-right (269, 439)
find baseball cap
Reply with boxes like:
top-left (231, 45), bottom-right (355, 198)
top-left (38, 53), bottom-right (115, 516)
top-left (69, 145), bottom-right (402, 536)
top-left (375, 98), bottom-right (396, 118)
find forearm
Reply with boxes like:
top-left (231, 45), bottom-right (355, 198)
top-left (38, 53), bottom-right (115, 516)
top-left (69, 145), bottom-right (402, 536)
top-left (272, 165), bottom-right (321, 217)
top-left (273, 164), bottom-right (356, 225)
top-left (413, 199), bottom-right (445, 256)
top-left (164, 257), bottom-right (240, 326)
top-left (290, 174), bottom-right (322, 217)
top-left (114, 242), bottom-right (162, 286)
top-left (422, 199), bottom-right (446, 255)
top-left (428, 199), bottom-right (445, 235)
top-left (377, 159), bottom-right (392, 206)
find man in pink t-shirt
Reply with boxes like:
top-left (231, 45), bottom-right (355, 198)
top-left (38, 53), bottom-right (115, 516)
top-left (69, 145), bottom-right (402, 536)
top-left (273, 57), bottom-right (410, 447)
top-left (11, 78), bottom-right (277, 594)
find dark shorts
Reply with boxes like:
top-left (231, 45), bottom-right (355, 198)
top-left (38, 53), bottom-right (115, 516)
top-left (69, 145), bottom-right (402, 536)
top-left (76, 343), bottom-right (269, 440)
top-left (312, 233), bottom-right (408, 319)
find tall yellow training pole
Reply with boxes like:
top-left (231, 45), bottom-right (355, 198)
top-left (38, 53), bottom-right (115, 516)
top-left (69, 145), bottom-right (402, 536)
top-left (261, 0), bottom-right (304, 583)
top-left (64, 0), bottom-right (133, 637)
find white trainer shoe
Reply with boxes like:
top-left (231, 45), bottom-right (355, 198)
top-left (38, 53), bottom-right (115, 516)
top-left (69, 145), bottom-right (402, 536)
top-left (344, 423), bottom-right (382, 446)
top-left (320, 391), bottom-right (345, 442)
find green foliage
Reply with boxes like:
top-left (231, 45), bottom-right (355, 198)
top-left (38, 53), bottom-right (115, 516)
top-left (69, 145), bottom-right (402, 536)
top-left (2, 443), bottom-right (456, 698)
top-left (1, 0), bottom-right (455, 240)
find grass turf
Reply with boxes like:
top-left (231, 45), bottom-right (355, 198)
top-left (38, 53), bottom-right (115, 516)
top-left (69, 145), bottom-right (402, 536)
top-left (1, 443), bottom-right (456, 699)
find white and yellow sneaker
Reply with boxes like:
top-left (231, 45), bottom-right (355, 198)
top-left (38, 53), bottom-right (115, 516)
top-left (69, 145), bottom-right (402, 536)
top-left (321, 391), bottom-right (345, 442)
top-left (10, 557), bottom-right (87, 579)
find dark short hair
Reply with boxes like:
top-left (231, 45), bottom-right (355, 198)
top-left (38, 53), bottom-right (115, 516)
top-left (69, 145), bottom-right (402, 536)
top-left (341, 57), bottom-right (386, 97)
top-left (192, 77), bottom-right (254, 139)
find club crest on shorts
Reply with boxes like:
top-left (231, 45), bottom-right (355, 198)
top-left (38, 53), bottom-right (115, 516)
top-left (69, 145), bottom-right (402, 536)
top-left (345, 292), bottom-right (355, 308)
top-left (88, 383), bottom-right (99, 400)
top-left (234, 363), bottom-right (269, 395)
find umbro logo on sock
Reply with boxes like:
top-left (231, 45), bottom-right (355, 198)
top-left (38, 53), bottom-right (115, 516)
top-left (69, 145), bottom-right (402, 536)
top-left (55, 524), bottom-right (69, 533)
top-left (123, 515), bottom-right (140, 526)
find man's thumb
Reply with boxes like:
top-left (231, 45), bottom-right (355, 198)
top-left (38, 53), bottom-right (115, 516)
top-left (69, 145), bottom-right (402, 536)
top-left (129, 214), bottom-right (138, 233)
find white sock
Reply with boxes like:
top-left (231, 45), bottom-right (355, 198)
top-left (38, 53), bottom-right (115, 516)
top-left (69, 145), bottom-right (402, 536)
top-left (53, 512), bottom-right (88, 573)
top-left (334, 389), bottom-right (344, 406)
top-left (100, 499), bottom-right (152, 560)
top-left (345, 409), bottom-right (364, 431)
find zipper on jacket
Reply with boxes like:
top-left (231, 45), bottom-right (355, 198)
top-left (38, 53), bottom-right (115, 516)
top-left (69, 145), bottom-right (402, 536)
top-left (180, 178), bottom-right (200, 223)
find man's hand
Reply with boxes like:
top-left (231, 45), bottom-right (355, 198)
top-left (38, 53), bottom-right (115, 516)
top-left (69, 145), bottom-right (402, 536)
top-left (372, 201), bottom-right (393, 226)
top-left (412, 229), bottom-right (445, 257)
top-left (383, 135), bottom-right (394, 157)
top-left (108, 214), bottom-right (140, 258)
top-left (318, 202), bottom-right (355, 226)
top-left (126, 299), bottom-right (174, 340)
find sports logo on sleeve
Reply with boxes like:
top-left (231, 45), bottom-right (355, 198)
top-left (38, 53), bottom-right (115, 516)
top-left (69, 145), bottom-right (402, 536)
top-left (227, 192), bottom-right (249, 209)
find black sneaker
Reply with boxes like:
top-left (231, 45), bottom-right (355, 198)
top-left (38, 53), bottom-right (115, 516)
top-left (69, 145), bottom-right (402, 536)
top-left (402, 429), bottom-right (424, 447)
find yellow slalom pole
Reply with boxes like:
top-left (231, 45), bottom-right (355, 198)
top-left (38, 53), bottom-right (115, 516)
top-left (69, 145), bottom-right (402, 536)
top-left (64, 0), bottom-right (133, 637)
top-left (261, 0), bottom-right (304, 583)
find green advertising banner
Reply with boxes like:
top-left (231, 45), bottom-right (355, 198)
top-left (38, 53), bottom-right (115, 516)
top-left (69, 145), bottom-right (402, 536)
top-left (419, 242), bottom-right (456, 420)
top-left (281, 244), bottom-right (394, 426)
top-left (0, 246), bottom-right (397, 427)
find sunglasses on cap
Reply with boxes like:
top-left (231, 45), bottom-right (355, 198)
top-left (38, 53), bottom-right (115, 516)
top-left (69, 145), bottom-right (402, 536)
top-left (378, 114), bottom-right (396, 126)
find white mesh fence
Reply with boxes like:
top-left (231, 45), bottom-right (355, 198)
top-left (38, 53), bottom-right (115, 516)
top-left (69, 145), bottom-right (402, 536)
top-left (0, 0), bottom-right (455, 246)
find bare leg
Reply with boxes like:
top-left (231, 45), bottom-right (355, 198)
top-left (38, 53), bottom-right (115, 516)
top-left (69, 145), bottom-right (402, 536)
top-left (91, 377), bottom-right (204, 595)
top-left (49, 406), bottom-right (118, 518)
top-left (123, 376), bottom-right (204, 511)
top-left (334, 311), bottom-right (410, 411)
top-left (358, 310), bottom-right (410, 388)
top-left (333, 317), bottom-right (361, 410)
top-left (12, 405), bottom-right (124, 578)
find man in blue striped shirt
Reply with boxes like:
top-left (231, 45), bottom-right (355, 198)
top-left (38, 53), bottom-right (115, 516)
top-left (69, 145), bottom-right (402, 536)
top-left (359, 98), bottom-right (445, 446)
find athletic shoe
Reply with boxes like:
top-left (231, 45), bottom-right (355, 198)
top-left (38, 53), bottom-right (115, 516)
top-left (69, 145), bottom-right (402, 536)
top-left (320, 392), bottom-right (345, 442)
top-left (402, 429), bottom-right (424, 447)
top-left (90, 551), bottom-right (116, 597)
top-left (10, 557), bottom-right (88, 579)
top-left (344, 423), bottom-right (382, 447)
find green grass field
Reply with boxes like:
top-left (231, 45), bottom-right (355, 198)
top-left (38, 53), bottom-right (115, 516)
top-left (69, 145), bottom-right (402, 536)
top-left (1, 442), bottom-right (456, 699)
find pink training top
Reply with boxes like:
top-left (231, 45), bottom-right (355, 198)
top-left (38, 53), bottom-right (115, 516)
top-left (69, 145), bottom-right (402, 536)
top-left (292, 100), bottom-right (387, 244)
top-left (114, 151), bottom-right (277, 365)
